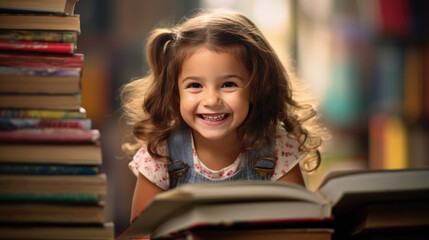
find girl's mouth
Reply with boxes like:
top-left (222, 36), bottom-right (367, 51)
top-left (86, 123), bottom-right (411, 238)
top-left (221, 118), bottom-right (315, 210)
top-left (199, 113), bottom-right (228, 122)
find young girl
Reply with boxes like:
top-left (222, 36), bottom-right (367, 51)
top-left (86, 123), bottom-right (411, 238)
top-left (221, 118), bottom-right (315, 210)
top-left (121, 9), bottom-right (324, 221)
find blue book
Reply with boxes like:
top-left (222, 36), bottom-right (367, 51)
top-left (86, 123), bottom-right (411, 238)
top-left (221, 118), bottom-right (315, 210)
top-left (0, 164), bottom-right (99, 175)
top-left (0, 193), bottom-right (99, 204)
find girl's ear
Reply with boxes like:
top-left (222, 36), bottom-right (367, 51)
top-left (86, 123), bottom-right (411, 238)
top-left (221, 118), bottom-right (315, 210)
top-left (146, 29), bottom-right (174, 76)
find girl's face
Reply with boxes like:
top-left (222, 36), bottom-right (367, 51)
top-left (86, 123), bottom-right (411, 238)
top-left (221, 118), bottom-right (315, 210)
top-left (178, 47), bottom-right (250, 142)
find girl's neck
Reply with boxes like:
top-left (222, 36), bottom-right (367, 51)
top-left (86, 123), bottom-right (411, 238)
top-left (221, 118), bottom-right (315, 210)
top-left (192, 130), bottom-right (243, 171)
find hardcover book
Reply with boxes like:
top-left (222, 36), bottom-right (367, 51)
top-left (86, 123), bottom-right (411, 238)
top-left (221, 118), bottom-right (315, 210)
top-left (0, 93), bottom-right (81, 110)
top-left (0, 222), bottom-right (115, 240)
top-left (0, 108), bottom-right (86, 119)
top-left (0, 118), bottom-right (91, 130)
top-left (0, 30), bottom-right (78, 43)
top-left (0, 173), bottom-right (107, 195)
top-left (0, 0), bottom-right (78, 15)
top-left (0, 14), bottom-right (80, 33)
top-left (0, 52), bottom-right (84, 68)
top-left (0, 66), bottom-right (81, 76)
top-left (0, 75), bottom-right (81, 93)
top-left (0, 128), bottom-right (100, 143)
top-left (0, 40), bottom-right (75, 53)
top-left (0, 203), bottom-right (105, 224)
top-left (0, 142), bottom-right (101, 165)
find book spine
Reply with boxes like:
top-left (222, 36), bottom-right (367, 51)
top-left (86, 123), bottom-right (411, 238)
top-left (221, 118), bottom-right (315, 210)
top-left (0, 165), bottom-right (99, 175)
top-left (0, 118), bottom-right (92, 130)
top-left (0, 108), bottom-right (86, 119)
top-left (0, 93), bottom-right (82, 110)
top-left (0, 15), bottom-right (81, 33)
top-left (0, 129), bottom-right (100, 143)
top-left (403, 46), bottom-right (423, 123)
top-left (0, 52), bottom-right (84, 68)
top-left (0, 66), bottom-right (81, 76)
top-left (377, 0), bottom-right (410, 36)
top-left (424, 46), bottom-right (429, 121)
top-left (0, 30), bottom-right (77, 43)
top-left (0, 193), bottom-right (99, 204)
top-left (0, 41), bottom-right (75, 54)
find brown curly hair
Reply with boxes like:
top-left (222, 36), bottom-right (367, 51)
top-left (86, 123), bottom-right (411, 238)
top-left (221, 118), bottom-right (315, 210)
top-left (121, 9), bottom-right (325, 172)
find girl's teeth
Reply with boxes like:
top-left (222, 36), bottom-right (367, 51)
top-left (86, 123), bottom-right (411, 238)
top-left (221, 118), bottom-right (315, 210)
top-left (201, 114), bottom-right (227, 121)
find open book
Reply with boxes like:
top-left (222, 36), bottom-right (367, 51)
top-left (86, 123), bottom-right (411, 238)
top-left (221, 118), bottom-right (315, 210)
top-left (116, 168), bottom-right (429, 239)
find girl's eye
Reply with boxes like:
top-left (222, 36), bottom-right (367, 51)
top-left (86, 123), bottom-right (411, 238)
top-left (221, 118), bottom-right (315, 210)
top-left (187, 83), bottom-right (202, 88)
top-left (222, 82), bottom-right (238, 88)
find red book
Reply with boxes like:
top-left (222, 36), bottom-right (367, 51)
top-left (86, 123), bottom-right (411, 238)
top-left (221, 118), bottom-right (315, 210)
top-left (0, 52), bottom-right (83, 68)
top-left (0, 40), bottom-right (75, 53)
top-left (377, 0), bottom-right (410, 36)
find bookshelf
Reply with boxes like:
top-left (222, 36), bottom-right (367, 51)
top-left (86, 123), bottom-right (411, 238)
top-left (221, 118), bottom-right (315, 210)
top-left (296, 0), bottom-right (429, 183)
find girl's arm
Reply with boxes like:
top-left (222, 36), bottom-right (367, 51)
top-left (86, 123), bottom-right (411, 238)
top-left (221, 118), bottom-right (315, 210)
top-left (130, 172), bottom-right (165, 221)
top-left (276, 164), bottom-right (305, 186)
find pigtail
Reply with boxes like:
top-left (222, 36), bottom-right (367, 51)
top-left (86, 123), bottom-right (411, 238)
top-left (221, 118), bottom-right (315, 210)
top-left (146, 29), bottom-right (174, 76)
top-left (137, 29), bottom-right (182, 160)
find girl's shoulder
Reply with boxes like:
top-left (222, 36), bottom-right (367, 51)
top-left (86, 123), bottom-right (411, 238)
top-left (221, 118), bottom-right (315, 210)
top-left (129, 143), bottom-right (170, 190)
top-left (274, 127), bottom-right (300, 149)
top-left (272, 127), bottom-right (305, 181)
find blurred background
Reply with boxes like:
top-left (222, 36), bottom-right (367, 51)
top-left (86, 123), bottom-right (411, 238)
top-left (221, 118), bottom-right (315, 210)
top-left (74, 0), bottom-right (429, 234)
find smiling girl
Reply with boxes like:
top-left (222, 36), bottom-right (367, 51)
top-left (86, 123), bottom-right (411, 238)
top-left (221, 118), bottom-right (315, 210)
top-left (121, 9), bottom-right (325, 221)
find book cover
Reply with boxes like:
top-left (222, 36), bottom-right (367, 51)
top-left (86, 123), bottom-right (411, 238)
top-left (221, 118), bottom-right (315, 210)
top-left (0, 66), bottom-right (81, 76)
top-left (424, 46), bottom-right (429, 121)
top-left (0, 193), bottom-right (100, 204)
top-left (403, 46), bottom-right (424, 123)
top-left (0, 30), bottom-right (77, 43)
top-left (0, 118), bottom-right (91, 130)
top-left (151, 201), bottom-right (332, 238)
top-left (0, 164), bottom-right (99, 175)
top-left (0, 74), bottom-right (81, 93)
top-left (0, 0), bottom-right (77, 15)
top-left (116, 168), bottom-right (429, 239)
top-left (0, 142), bottom-right (102, 165)
top-left (118, 181), bottom-right (332, 239)
top-left (0, 203), bottom-right (105, 224)
top-left (0, 173), bottom-right (107, 195)
top-left (0, 52), bottom-right (84, 68)
top-left (0, 93), bottom-right (81, 110)
top-left (0, 40), bottom-right (75, 53)
top-left (0, 222), bottom-right (115, 240)
top-left (0, 14), bottom-right (80, 33)
top-left (0, 128), bottom-right (100, 143)
top-left (351, 201), bottom-right (429, 235)
top-left (0, 107), bottom-right (86, 119)
top-left (172, 228), bottom-right (333, 240)
top-left (376, 0), bottom-right (410, 36)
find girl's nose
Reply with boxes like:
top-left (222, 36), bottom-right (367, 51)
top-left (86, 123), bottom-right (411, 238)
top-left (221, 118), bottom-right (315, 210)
top-left (203, 90), bottom-right (222, 106)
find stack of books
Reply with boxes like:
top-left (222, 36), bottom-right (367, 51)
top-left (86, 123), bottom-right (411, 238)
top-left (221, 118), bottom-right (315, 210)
top-left (0, 1), bottom-right (114, 239)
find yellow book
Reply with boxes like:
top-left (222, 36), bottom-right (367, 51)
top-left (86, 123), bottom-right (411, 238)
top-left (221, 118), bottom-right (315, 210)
top-left (384, 116), bottom-right (407, 169)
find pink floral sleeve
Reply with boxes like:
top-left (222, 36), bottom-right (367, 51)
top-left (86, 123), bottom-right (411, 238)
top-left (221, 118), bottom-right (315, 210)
top-left (271, 128), bottom-right (306, 181)
top-left (128, 143), bottom-right (170, 190)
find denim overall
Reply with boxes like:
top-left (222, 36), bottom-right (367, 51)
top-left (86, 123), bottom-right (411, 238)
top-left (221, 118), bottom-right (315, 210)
top-left (166, 126), bottom-right (276, 189)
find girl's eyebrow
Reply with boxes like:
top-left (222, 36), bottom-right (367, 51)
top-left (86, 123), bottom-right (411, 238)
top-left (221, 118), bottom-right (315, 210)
top-left (181, 74), bottom-right (246, 83)
top-left (181, 76), bottom-right (202, 83)
top-left (220, 74), bottom-right (245, 81)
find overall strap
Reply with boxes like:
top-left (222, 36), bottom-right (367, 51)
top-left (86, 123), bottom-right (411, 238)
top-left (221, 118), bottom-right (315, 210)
top-left (246, 137), bottom-right (276, 178)
top-left (166, 126), bottom-right (192, 178)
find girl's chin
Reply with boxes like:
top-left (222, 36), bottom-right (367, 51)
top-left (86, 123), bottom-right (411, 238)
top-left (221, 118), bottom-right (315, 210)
top-left (192, 128), bottom-right (237, 142)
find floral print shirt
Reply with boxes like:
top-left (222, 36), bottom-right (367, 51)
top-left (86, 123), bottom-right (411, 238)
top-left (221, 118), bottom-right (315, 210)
top-left (129, 127), bottom-right (305, 190)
